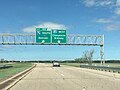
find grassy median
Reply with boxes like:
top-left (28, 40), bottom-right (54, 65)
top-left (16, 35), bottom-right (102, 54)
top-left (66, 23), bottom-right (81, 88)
top-left (0, 63), bottom-right (32, 82)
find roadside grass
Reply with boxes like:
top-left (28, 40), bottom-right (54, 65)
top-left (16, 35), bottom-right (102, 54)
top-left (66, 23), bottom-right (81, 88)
top-left (62, 63), bottom-right (120, 68)
top-left (0, 63), bottom-right (13, 66)
top-left (0, 63), bottom-right (32, 82)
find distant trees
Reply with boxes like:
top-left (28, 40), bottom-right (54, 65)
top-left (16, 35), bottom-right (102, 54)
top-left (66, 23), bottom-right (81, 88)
top-left (74, 58), bottom-right (87, 63)
top-left (74, 49), bottom-right (95, 65)
top-left (82, 49), bottom-right (94, 65)
top-left (0, 58), bottom-right (4, 63)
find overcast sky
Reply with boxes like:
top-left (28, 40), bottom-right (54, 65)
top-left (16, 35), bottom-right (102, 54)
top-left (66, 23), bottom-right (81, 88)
top-left (0, 0), bottom-right (120, 60)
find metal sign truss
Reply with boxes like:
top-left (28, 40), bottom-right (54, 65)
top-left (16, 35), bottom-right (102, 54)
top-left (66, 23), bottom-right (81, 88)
top-left (0, 34), bottom-right (104, 64)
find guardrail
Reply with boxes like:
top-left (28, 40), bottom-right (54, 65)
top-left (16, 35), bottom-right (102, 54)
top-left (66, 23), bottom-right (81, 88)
top-left (80, 65), bottom-right (120, 73)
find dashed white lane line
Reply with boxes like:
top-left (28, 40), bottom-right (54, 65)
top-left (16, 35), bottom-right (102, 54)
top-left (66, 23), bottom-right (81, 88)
top-left (61, 74), bottom-right (64, 77)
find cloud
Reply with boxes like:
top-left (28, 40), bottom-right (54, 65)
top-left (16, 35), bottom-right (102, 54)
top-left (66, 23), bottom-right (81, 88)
top-left (116, 0), bottom-right (120, 6)
top-left (105, 24), bottom-right (120, 31)
top-left (83, 0), bottom-right (95, 7)
top-left (95, 18), bottom-right (112, 23)
top-left (0, 48), bottom-right (4, 51)
top-left (98, 0), bottom-right (114, 6)
top-left (81, 0), bottom-right (120, 31)
top-left (115, 8), bottom-right (120, 15)
top-left (82, 0), bottom-right (120, 15)
top-left (83, 0), bottom-right (114, 7)
top-left (0, 45), bottom-right (12, 51)
top-left (114, 0), bottom-right (120, 15)
top-left (95, 18), bottom-right (120, 31)
top-left (22, 22), bottom-right (67, 33)
top-left (1, 45), bottom-right (12, 48)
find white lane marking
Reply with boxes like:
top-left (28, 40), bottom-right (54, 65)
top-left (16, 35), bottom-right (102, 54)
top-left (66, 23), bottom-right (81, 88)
top-left (82, 87), bottom-right (86, 90)
top-left (61, 74), bottom-right (64, 77)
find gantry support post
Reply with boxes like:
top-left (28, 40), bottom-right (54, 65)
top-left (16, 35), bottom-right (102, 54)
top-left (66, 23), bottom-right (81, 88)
top-left (100, 35), bottom-right (105, 65)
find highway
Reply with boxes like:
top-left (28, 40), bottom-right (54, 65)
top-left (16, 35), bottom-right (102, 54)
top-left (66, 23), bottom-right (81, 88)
top-left (9, 63), bottom-right (120, 90)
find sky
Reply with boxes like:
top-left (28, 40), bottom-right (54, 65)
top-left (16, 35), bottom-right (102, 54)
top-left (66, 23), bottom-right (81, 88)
top-left (0, 0), bottom-right (120, 61)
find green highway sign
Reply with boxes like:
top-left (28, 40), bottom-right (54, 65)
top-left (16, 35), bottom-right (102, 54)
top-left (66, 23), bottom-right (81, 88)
top-left (36, 28), bottom-right (67, 44)
top-left (52, 30), bottom-right (66, 44)
top-left (36, 28), bottom-right (47, 31)
top-left (36, 30), bottom-right (51, 44)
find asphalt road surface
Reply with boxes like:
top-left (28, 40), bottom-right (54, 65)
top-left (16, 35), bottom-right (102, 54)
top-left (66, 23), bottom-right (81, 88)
top-left (9, 63), bottom-right (120, 90)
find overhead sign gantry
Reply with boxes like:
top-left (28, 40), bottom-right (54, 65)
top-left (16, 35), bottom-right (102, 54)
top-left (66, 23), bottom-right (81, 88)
top-left (0, 28), bottom-right (104, 64)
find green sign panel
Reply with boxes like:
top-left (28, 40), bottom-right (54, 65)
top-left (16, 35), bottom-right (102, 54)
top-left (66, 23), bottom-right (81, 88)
top-left (36, 28), bottom-right (47, 31)
top-left (52, 30), bottom-right (66, 44)
top-left (36, 30), bottom-right (51, 44)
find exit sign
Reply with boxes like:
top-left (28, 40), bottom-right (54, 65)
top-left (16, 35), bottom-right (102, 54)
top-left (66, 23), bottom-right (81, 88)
top-left (36, 28), bottom-right (47, 31)
top-left (52, 30), bottom-right (66, 44)
top-left (36, 30), bottom-right (51, 44)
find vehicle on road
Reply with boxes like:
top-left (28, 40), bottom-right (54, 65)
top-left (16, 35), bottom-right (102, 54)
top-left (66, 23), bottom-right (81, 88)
top-left (53, 62), bottom-right (60, 67)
